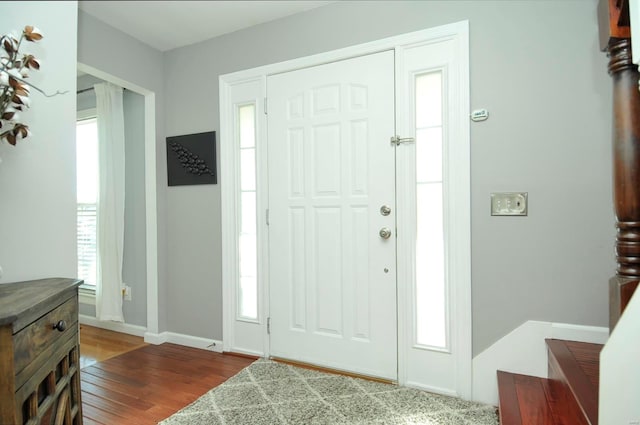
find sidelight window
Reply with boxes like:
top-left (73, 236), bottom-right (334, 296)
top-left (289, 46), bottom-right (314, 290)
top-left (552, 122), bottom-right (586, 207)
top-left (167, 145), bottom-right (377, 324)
top-left (237, 104), bottom-right (258, 320)
top-left (414, 71), bottom-right (447, 349)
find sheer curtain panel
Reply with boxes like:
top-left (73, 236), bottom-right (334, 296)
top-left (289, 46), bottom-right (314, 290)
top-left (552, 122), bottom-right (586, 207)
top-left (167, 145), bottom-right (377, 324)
top-left (94, 82), bottom-right (126, 322)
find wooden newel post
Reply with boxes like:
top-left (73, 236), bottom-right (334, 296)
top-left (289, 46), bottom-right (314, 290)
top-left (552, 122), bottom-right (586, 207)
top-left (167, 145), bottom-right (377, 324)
top-left (599, 0), bottom-right (640, 330)
top-left (608, 38), bottom-right (640, 330)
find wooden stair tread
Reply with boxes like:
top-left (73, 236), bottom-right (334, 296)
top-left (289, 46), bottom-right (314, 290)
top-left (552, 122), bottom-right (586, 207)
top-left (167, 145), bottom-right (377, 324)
top-left (498, 339), bottom-right (604, 425)
top-left (498, 371), bottom-right (557, 425)
top-left (546, 339), bottom-right (602, 425)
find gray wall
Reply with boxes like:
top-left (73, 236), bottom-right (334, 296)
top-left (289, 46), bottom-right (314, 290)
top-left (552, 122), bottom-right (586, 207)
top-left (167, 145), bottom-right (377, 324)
top-left (77, 10), bottom-right (168, 332)
top-left (0, 1), bottom-right (78, 283)
top-left (76, 75), bottom-right (147, 326)
top-left (161, 0), bottom-right (613, 355)
top-left (76, 0), bottom-right (614, 355)
top-left (122, 89), bottom-right (147, 326)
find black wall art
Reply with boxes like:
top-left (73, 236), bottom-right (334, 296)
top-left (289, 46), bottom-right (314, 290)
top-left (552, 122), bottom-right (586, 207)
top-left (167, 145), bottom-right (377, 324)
top-left (166, 131), bottom-right (217, 186)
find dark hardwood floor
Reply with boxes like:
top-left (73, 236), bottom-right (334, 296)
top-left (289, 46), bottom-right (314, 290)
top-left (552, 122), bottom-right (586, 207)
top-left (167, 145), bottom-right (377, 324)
top-left (79, 328), bottom-right (255, 424)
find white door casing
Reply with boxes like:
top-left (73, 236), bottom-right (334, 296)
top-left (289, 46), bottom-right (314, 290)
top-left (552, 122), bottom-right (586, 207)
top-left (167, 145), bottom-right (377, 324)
top-left (267, 51), bottom-right (397, 380)
top-left (220, 21), bottom-right (470, 398)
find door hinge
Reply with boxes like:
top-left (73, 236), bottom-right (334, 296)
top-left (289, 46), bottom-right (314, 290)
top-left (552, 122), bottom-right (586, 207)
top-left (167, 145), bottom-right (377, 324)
top-left (267, 317), bottom-right (271, 334)
top-left (390, 135), bottom-right (415, 146)
top-left (266, 209), bottom-right (270, 225)
top-left (264, 98), bottom-right (268, 115)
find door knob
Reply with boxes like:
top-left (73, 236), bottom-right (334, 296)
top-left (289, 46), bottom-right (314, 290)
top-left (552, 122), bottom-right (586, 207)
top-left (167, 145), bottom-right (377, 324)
top-left (379, 227), bottom-right (392, 239)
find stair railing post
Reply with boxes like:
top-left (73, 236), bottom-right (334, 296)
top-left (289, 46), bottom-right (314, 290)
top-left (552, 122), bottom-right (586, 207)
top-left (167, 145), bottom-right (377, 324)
top-left (599, 0), bottom-right (640, 330)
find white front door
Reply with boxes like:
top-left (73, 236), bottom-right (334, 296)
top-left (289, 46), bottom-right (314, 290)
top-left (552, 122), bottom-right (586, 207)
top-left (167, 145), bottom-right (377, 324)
top-left (267, 51), bottom-right (397, 380)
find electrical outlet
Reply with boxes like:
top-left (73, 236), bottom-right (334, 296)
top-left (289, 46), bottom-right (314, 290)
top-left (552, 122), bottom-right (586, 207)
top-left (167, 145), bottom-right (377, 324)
top-left (491, 192), bottom-right (528, 216)
top-left (123, 285), bottom-right (132, 301)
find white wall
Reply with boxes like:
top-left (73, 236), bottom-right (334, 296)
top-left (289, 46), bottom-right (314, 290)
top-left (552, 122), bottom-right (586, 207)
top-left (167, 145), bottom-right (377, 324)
top-left (160, 0), bottom-right (613, 353)
top-left (599, 291), bottom-right (640, 424)
top-left (0, 1), bottom-right (78, 283)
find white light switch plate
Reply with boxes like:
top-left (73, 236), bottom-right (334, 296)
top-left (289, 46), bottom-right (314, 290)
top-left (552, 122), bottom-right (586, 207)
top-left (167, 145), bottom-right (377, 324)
top-left (491, 192), bottom-right (527, 216)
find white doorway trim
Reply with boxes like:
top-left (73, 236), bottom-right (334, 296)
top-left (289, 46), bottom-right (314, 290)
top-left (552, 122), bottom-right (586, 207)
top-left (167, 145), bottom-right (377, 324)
top-left (395, 34), bottom-right (471, 398)
top-left (220, 20), bottom-right (470, 398)
top-left (77, 63), bottom-right (160, 337)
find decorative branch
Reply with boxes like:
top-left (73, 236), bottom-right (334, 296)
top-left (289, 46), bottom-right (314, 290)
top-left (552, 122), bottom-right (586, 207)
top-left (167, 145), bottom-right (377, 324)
top-left (0, 25), bottom-right (50, 146)
top-left (0, 67), bottom-right (68, 98)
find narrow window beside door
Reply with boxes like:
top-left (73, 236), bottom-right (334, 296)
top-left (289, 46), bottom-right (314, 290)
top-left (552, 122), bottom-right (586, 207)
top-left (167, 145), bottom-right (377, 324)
top-left (414, 71), bottom-right (447, 349)
top-left (238, 104), bottom-right (258, 320)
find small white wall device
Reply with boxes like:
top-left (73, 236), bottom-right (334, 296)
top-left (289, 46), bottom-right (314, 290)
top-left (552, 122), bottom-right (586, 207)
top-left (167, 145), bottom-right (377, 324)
top-left (471, 108), bottom-right (489, 122)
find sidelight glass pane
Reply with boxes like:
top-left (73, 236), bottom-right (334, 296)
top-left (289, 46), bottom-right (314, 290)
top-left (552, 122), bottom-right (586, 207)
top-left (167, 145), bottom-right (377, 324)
top-left (415, 183), bottom-right (445, 347)
top-left (415, 72), bottom-right (442, 128)
top-left (240, 192), bottom-right (256, 234)
top-left (416, 128), bottom-right (442, 183)
top-left (240, 277), bottom-right (258, 318)
top-left (414, 70), bottom-right (447, 349)
top-left (240, 149), bottom-right (256, 191)
top-left (239, 104), bottom-right (256, 148)
top-left (238, 103), bottom-right (258, 320)
top-left (239, 233), bottom-right (257, 278)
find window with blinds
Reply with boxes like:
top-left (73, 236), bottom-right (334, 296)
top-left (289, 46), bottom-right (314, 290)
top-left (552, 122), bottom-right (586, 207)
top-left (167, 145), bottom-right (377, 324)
top-left (76, 116), bottom-right (98, 289)
top-left (77, 203), bottom-right (97, 287)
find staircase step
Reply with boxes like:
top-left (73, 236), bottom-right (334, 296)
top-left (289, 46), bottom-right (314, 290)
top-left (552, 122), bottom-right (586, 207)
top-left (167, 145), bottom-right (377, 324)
top-left (497, 339), bottom-right (603, 425)
top-left (497, 371), bottom-right (555, 424)
top-left (546, 339), bottom-right (602, 425)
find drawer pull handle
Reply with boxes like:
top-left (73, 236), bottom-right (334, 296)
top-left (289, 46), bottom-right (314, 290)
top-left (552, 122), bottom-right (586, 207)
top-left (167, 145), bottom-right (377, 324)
top-left (53, 320), bottom-right (67, 332)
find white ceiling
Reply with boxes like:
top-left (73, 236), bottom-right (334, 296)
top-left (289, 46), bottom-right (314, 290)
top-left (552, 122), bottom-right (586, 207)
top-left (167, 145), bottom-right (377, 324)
top-left (78, 1), bottom-right (334, 52)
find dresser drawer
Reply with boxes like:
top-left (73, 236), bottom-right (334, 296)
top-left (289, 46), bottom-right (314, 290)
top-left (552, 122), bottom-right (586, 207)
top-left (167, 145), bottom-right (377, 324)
top-left (13, 296), bottom-right (78, 387)
top-left (0, 278), bottom-right (83, 425)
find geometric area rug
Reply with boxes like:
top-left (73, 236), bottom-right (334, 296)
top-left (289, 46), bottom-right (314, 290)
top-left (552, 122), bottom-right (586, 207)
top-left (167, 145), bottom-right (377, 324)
top-left (158, 359), bottom-right (499, 425)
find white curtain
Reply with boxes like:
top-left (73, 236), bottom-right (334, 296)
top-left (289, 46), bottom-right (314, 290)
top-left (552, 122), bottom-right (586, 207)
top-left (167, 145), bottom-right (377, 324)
top-left (94, 82), bottom-right (126, 322)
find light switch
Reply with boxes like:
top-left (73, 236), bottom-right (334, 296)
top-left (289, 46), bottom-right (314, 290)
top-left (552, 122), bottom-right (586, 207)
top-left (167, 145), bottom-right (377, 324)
top-left (491, 192), bottom-right (527, 216)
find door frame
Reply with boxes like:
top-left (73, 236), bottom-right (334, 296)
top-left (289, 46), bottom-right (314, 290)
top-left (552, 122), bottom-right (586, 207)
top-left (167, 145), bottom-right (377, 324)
top-left (77, 63), bottom-right (161, 337)
top-left (220, 21), bottom-right (471, 398)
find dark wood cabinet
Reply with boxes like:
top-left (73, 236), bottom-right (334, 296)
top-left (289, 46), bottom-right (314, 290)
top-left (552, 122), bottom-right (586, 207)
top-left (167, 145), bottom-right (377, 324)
top-left (0, 278), bottom-right (83, 425)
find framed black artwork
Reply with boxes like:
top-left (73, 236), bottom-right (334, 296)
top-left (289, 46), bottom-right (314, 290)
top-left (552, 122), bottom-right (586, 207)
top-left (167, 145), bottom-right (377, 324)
top-left (166, 131), bottom-right (217, 186)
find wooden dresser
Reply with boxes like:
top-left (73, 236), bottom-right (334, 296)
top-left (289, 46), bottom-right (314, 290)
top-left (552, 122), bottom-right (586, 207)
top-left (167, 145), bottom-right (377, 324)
top-left (0, 278), bottom-right (83, 425)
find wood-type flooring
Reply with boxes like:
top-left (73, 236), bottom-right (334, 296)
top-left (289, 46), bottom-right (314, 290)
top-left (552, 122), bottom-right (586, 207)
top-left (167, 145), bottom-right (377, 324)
top-left (79, 325), bottom-right (255, 424)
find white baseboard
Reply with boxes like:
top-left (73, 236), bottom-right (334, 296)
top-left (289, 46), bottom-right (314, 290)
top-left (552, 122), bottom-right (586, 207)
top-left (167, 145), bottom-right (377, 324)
top-left (143, 331), bottom-right (168, 345)
top-left (227, 347), bottom-right (264, 357)
top-left (143, 331), bottom-right (224, 353)
top-left (79, 314), bottom-right (147, 337)
top-left (472, 320), bottom-right (609, 406)
top-left (405, 380), bottom-right (458, 398)
top-left (80, 314), bottom-right (224, 354)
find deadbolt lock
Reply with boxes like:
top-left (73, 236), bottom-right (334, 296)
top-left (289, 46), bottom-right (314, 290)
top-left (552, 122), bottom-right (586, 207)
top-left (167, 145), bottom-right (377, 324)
top-left (380, 205), bottom-right (391, 216)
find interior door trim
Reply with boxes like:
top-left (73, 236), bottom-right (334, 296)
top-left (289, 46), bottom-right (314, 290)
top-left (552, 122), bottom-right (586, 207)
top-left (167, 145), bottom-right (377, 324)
top-left (220, 20), bottom-right (471, 399)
